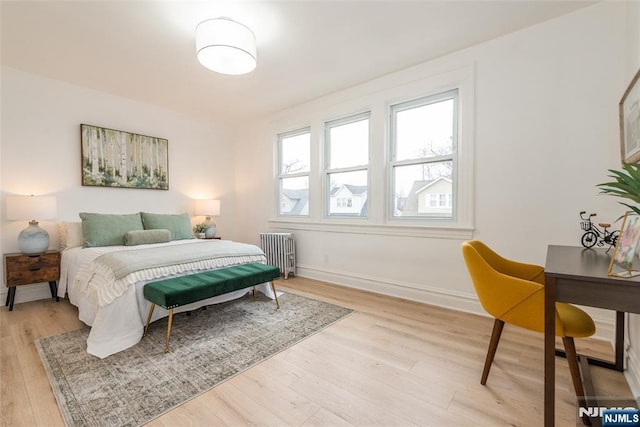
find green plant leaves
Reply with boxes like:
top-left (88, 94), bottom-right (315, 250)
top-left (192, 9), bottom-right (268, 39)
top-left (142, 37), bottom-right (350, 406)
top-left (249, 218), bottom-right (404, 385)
top-left (598, 163), bottom-right (640, 217)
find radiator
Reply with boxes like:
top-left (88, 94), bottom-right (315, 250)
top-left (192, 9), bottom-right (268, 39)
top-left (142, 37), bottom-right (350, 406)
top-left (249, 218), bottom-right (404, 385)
top-left (259, 232), bottom-right (296, 279)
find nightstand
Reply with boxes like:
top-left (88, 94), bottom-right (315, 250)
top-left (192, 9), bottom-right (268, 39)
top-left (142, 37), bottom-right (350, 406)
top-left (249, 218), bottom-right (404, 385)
top-left (4, 250), bottom-right (60, 311)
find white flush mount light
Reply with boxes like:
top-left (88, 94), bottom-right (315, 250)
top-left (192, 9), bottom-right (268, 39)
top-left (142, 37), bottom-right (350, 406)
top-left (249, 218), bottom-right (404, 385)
top-left (195, 17), bottom-right (257, 75)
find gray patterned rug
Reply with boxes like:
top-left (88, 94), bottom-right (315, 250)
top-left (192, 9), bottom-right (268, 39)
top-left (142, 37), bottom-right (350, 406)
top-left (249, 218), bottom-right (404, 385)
top-left (36, 292), bottom-right (353, 427)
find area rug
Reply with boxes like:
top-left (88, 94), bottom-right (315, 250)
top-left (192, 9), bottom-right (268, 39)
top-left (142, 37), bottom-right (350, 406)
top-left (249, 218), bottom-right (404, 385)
top-left (35, 292), bottom-right (353, 427)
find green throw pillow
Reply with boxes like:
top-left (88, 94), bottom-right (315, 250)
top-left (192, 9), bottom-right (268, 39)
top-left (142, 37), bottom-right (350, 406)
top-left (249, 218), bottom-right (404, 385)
top-left (140, 212), bottom-right (195, 241)
top-left (79, 212), bottom-right (144, 247)
top-left (124, 229), bottom-right (171, 246)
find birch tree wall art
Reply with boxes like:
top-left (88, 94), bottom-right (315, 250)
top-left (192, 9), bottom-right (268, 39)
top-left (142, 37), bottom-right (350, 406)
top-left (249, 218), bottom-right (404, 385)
top-left (80, 124), bottom-right (169, 190)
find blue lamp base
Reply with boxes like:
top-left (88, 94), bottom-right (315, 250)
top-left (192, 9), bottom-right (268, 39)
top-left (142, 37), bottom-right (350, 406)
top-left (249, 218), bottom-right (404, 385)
top-left (205, 223), bottom-right (217, 238)
top-left (18, 220), bottom-right (50, 255)
top-left (203, 216), bottom-right (217, 238)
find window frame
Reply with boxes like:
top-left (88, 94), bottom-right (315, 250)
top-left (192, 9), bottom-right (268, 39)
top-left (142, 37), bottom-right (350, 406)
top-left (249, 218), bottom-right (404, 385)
top-left (269, 64), bottom-right (474, 240)
top-left (389, 89), bottom-right (458, 222)
top-left (323, 111), bottom-right (371, 218)
top-left (276, 127), bottom-right (311, 217)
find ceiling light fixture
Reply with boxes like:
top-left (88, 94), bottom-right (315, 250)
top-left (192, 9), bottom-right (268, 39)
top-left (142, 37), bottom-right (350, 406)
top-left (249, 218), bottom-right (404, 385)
top-left (195, 17), bottom-right (257, 75)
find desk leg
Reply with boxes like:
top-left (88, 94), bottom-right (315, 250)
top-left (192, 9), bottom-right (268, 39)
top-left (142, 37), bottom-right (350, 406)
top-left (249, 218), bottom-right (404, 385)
top-left (615, 311), bottom-right (624, 371)
top-left (555, 311), bottom-right (624, 371)
top-left (545, 275), bottom-right (556, 427)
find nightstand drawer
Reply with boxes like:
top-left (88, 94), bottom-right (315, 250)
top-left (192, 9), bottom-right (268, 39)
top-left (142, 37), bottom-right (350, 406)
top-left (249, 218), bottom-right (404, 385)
top-left (6, 266), bottom-right (60, 287)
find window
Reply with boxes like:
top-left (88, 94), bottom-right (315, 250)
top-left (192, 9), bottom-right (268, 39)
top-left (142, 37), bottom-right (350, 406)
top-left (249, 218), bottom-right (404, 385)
top-left (325, 112), bottom-right (370, 217)
top-left (390, 90), bottom-right (457, 220)
top-left (271, 65), bottom-right (473, 237)
top-left (277, 128), bottom-right (310, 216)
top-left (337, 197), bottom-right (353, 208)
top-left (429, 194), bottom-right (437, 208)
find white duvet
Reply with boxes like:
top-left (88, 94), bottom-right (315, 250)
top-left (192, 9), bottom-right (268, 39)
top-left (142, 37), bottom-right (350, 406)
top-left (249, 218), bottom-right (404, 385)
top-left (59, 239), bottom-right (275, 358)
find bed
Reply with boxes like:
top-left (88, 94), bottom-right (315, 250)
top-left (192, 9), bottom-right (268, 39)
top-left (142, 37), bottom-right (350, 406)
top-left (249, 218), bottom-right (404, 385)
top-left (57, 213), bottom-right (275, 359)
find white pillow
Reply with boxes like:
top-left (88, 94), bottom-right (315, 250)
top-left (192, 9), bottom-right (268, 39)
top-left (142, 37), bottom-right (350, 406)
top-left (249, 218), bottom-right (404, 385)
top-left (58, 222), bottom-right (83, 249)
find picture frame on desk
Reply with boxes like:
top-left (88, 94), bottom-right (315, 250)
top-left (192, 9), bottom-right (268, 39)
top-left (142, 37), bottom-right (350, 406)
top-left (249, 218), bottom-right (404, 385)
top-left (608, 212), bottom-right (640, 278)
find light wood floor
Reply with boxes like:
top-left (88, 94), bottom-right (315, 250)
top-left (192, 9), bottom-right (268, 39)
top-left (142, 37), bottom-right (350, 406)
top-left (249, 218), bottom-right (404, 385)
top-left (0, 277), bottom-right (633, 426)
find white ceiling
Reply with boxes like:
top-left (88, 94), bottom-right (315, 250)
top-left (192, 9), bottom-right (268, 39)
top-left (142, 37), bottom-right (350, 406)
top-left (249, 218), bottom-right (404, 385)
top-left (1, 1), bottom-right (595, 125)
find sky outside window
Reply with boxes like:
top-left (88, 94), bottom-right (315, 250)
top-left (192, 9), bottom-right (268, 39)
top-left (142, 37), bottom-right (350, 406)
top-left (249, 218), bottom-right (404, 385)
top-left (395, 99), bottom-right (454, 162)
top-left (280, 132), bottom-right (310, 175)
top-left (328, 118), bottom-right (369, 169)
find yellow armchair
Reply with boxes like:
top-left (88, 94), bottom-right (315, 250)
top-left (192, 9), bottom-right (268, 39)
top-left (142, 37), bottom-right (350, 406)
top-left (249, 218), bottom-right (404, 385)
top-left (461, 240), bottom-right (595, 413)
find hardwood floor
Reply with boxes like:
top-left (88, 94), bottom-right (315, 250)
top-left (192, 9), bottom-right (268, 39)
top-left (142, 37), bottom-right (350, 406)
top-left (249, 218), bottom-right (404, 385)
top-left (0, 276), bottom-right (633, 426)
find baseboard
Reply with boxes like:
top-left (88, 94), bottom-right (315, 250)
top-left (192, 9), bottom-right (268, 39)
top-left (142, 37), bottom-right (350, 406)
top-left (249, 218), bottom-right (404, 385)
top-left (626, 345), bottom-right (640, 400)
top-left (295, 264), bottom-right (615, 343)
top-left (296, 264), bottom-right (484, 316)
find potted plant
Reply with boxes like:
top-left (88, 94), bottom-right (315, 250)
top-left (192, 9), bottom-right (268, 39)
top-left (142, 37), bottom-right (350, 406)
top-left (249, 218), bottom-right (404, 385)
top-left (193, 223), bottom-right (208, 238)
top-left (597, 163), bottom-right (640, 217)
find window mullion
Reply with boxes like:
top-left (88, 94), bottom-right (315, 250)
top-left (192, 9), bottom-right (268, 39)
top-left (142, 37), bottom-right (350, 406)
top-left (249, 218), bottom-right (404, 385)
top-left (391, 155), bottom-right (453, 168)
top-left (278, 171), bottom-right (309, 180)
top-left (326, 165), bottom-right (368, 175)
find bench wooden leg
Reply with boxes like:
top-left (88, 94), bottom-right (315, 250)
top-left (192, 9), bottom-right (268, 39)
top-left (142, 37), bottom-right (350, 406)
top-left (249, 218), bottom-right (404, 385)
top-left (251, 283), bottom-right (278, 308)
top-left (271, 281), bottom-right (280, 309)
top-left (144, 303), bottom-right (156, 336)
top-left (165, 308), bottom-right (174, 353)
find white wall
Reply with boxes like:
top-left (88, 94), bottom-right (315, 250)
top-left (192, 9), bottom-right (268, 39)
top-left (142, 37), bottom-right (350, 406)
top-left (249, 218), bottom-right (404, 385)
top-left (0, 67), bottom-right (237, 303)
top-left (623, 0), bottom-right (640, 400)
top-left (234, 0), bottom-right (636, 384)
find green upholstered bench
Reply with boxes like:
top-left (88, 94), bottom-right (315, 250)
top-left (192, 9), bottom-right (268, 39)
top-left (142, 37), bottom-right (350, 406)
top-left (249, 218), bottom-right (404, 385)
top-left (143, 262), bottom-right (281, 352)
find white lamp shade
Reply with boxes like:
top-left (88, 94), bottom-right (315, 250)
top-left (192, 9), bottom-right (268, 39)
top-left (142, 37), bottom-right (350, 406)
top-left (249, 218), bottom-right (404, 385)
top-left (7, 195), bottom-right (57, 220)
top-left (195, 199), bottom-right (221, 216)
top-left (196, 17), bottom-right (256, 75)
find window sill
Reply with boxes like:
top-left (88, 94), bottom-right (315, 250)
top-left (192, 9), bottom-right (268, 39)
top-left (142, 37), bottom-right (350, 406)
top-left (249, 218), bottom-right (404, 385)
top-left (267, 218), bottom-right (473, 239)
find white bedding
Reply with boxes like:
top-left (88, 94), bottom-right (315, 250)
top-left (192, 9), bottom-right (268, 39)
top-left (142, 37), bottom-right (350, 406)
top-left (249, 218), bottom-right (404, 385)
top-left (60, 239), bottom-right (275, 358)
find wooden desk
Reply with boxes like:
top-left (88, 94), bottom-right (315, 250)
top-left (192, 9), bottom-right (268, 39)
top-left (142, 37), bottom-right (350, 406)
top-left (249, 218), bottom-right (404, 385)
top-left (544, 245), bottom-right (640, 426)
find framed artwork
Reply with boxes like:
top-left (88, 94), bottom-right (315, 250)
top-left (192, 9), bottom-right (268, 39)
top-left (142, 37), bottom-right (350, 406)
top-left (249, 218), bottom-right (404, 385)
top-left (80, 124), bottom-right (169, 190)
top-left (608, 212), bottom-right (640, 278)
top-left (620, 68), bottom-right (640, 163)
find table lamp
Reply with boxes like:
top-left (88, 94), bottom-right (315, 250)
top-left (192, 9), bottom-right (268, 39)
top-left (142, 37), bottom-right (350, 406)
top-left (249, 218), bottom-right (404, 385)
top-left (195, 199), bottom-right (220, 238)
top-left (7, 195), bottom-right (57, 255)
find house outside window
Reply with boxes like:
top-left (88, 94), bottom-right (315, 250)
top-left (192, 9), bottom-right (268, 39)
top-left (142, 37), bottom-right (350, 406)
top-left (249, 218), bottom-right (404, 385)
top-left (277, 128), bottom-right (310, 216)
top-left (325, 112), bottom-right (370, 217)
top-left (390, 89), bottom-right (458, 220)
